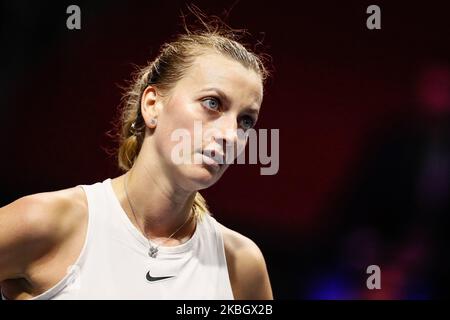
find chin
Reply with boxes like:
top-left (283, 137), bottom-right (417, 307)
top-left (181, 163), bottom-right (225, 190)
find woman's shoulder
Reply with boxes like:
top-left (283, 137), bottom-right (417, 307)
top-left (214, 220), bottom-right (273, 299)
top-left (215, 221), bottom-right (260, 254)
top-left (2, 186), bottom-right (87, 249)
top-left (0, 185), bottom-right (88, 286)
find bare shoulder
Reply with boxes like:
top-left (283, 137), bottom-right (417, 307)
top-left (216, 221), bottom-right (273, 300)
top-left (0, 185), bottom-right (87, 281)
top-left (6, 186), bottom-right (86, 240)
top-left (217, 222), bottom-right (261, 257)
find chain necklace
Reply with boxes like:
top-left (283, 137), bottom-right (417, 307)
top-left (123, 171), bottom-right (194, 258)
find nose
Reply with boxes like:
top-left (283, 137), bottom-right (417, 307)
top-left (214, 114), bottom-right (242, 144)
top-left (206, 114), bottom-right (245, 160)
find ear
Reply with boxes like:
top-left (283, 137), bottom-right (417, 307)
top-left (140, 85), bottom-right (160, 128)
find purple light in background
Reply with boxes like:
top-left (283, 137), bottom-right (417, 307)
top-left (307, 273), bottom-right (356, 300)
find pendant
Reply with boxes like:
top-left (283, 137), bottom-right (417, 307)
top-left (148, 246), bottom-right (158, 258)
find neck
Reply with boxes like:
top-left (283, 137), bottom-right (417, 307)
top-left (112, 149), bottom-right (197, 242)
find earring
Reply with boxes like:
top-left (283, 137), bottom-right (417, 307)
top-left (130, 121), bottom-right (137, 135)
top-left (149, 118), bottom-right (157, 127)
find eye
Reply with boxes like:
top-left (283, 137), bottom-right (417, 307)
top-left (239, 115), bottom-right (256, 130)
top-left (200, 97), bottom-right (221, 112)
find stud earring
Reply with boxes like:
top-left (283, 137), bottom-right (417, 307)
top-left (149, 118), bottom-right (157, 127)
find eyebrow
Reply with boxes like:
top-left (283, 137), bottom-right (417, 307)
top-left (199, 87), bottom-right (260, 116)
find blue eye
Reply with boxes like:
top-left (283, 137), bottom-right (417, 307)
top-left (240, 116), bottom-right (255, 130)
top-left (201, 97), bottom-right (220, 112)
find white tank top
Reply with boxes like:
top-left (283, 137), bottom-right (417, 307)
top-left (3, 178), bottom-right (234, 300)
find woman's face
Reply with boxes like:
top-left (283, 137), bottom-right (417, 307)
top-left (143, 52), bottom-right (263, 191)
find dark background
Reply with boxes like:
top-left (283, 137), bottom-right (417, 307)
top-left (1, 0), bottom-right (449, 299)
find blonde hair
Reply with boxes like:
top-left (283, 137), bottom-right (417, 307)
top-left (110, 8), bottom-right (270, 220)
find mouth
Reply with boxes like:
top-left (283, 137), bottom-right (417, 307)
top-left (200, 149), bottom-right (225, 168)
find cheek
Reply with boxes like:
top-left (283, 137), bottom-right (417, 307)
top-left (164, 96), bottom-right (193, 126)
top-left (163, 97), bottom-right (210, 148)
top-left (161, 97), bottom-right (198, 131)
top-left (155, 98), bottom-right (200, 161)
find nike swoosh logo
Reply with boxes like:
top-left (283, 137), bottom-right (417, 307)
top-left (146, 270), bottom-right (175, 282)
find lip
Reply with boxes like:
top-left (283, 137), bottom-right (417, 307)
top-left (201, 154), bottom-right (220, 169)
top-left (199, 150), bottom-right (225, 169)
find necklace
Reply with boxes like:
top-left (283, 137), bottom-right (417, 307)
top-left (123, 171), bottom-right (194, 258)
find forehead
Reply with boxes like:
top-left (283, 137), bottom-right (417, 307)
top-left (177, 52), bottom-right (263, 104)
